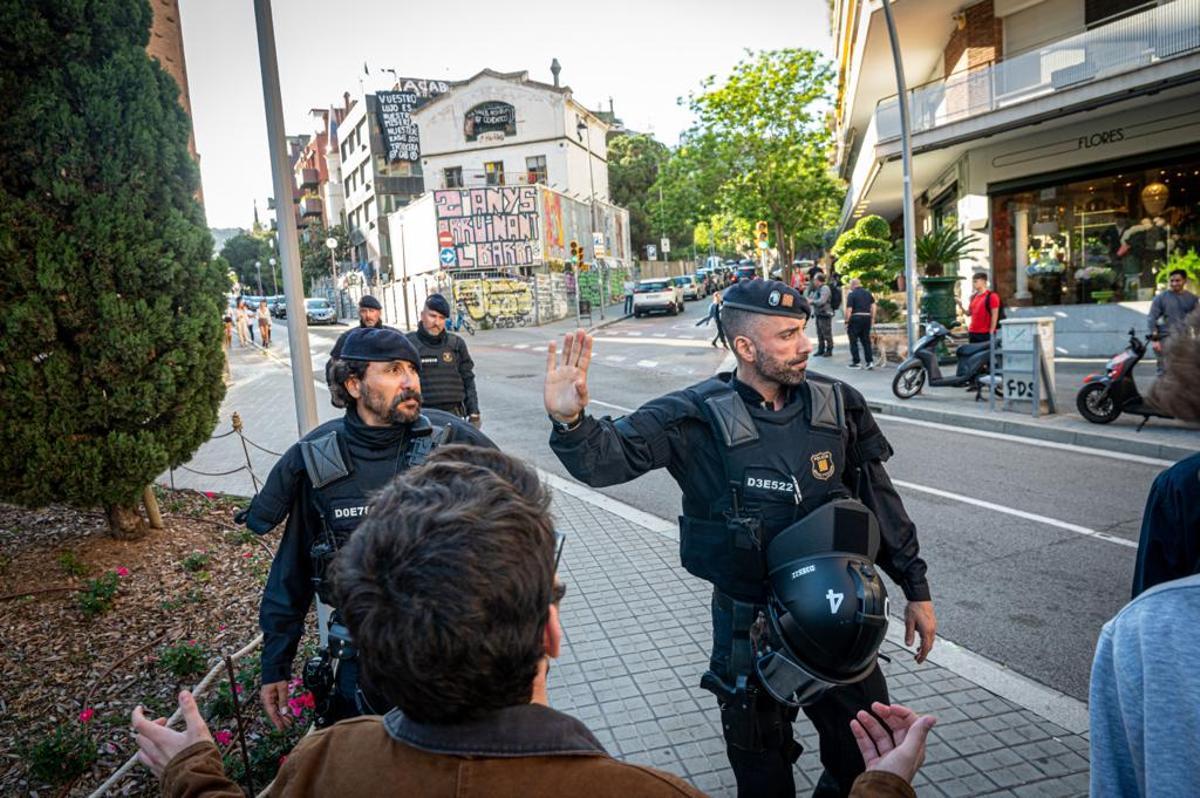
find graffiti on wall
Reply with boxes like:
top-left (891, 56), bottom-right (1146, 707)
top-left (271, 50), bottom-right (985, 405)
top-left (453, 277), bottom-right (535, 327)
top-left (542, 188), bottom-right (565, 255)
top-left (435, 187), bottom-right (541, 268)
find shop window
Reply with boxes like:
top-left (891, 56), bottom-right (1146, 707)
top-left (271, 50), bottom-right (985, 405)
top-left (992, 156), bottom-right (1200, 307)
top-left (444, 167), bottom-right (464, 188)
top-left (484, 161), bottom-right (505, 186)
top-left (526, 155), bottom-right (548, 185)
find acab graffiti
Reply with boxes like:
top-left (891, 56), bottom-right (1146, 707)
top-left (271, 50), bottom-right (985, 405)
top-left (453, 277), bottom-right (535, 328)
top-left (435, 187), bottom-right (541, 269)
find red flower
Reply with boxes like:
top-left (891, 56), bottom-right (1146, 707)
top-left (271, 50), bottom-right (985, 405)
top-left (279, 755), bottom-right (288, 766)
top-left (214, 730), bottom-right (234, 747)
top-left (79, 707), bottom-right (94, 724)
top-left (115, 566), bottom-right (130, 577)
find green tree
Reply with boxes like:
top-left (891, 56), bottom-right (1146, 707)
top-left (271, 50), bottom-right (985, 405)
top-left (658, 49), bottom-right (844, 266)
top-left (219, 231), bottom-right (271, 291)
top-left (608, 133), bottom-right (694, 259)
top-left (0, 0), bottom-right (226, 538)
top-left (299, 224), bottom-right (349, 293)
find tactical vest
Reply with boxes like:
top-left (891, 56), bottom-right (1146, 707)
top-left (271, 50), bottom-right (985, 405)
top-left (678, 377), bottom-right (850, 602)
top-left (300, 415), bottom-right (448, 602)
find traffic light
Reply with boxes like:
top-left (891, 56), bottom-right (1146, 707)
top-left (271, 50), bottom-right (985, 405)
top-left (756, 220), bottom-right (770, 250)
top-left (569, 240), bottom-right (580, 263)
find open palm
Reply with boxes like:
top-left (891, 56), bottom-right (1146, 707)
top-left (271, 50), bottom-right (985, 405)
top-left (545, 330), bottom-right (593, 421)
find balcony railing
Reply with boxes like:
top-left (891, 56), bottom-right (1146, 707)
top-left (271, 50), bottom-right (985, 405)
top-left (299, 168), bottom-right (320, 189)
top-left (300, 196), bottom-right (324, 217)
top-left (875, 0), bottom-right (1200, 142)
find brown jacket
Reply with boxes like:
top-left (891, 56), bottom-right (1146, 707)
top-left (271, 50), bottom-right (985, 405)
top-left (162, 703), bottom-right (706, 797)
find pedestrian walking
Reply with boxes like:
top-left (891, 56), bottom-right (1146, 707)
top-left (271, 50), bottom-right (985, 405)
top-left (806, 273), bottom-right (835, 357)
top-left (844, 278), bottom-right (876, 369)
top-left (966, 272), bottom-right (1001, 344)
top-left (407, 294), bottom-right (481, 427)
top-left (257, 299), bottom-right (272, 348)
top-left (1147, 269), bottom-right (1198, 375)
top-left (623, 277), bottom-right (635, 316)
top-left (235, 327), bottom-right (493, 730)
top-left (543, 280), bottom-right (935, 798)
top-left (235, 298), bottom-right (252, 347)
top-left (695, 290), bottom-right (726, 348)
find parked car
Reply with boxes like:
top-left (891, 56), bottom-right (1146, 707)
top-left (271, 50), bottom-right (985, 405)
top-left (304, 297), bottom-right (336, 325)
top-left (633, 278), bottom-right (684, 317)
top-left (735, 264), bottom-right (759, 281)
top-left (267, 295), bottom-right (286, 317)
top-left (674, 274), bottom-right (703, 301)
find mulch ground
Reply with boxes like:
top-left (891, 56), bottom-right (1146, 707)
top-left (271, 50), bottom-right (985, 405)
top-left (0, 487), bottom-right (291, 797)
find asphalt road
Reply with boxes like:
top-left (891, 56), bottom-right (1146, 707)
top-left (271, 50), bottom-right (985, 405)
top-left (270, 298), bottom-right (1157, 702)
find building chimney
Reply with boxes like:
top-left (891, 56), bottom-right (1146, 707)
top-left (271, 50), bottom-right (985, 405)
top-left (343, 91), bottom-right (351, 112)
top-left (550, 58), bottom-right (561, 88)
top-left (609, 96), bottom-right (614, 115)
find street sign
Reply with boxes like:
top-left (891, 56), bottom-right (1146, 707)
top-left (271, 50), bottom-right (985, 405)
top-left (647, 244), bottom-right (658, 261)
top-left (439, 247), bottom-right (457, 267)
top-left (593, 232), bottom-right (606, 257)
top-left (661, 237), bottom-right (671, 254)
top-left (437, 230), bottom-right (454, 248)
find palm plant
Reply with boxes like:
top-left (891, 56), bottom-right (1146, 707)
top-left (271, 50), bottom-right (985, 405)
top-left (915, 226), bottom-right (980, 277)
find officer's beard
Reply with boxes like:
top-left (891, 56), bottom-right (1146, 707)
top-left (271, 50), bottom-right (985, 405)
top-left (361, 384), bottom-right (423, 425)
top-left (752, 348), bottom-right (808, 387)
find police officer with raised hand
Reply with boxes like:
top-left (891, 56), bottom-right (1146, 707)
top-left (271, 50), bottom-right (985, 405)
top-left (408, 293), bottom-right (481, 427)
top-left (240, 326), bottom-right (493, 730)
top-left (543, 279), bottom-right (936, 798)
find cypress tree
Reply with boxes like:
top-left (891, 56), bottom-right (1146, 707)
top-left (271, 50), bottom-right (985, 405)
top-left (0, 0), bottom-right (225, 537)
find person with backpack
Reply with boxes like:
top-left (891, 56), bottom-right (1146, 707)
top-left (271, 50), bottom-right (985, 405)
top-left (967, 272), bottom-right (1003, 343)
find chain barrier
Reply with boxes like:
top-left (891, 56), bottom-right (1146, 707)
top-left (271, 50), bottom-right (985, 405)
top-left (170, 411), bottom-right (284, 495)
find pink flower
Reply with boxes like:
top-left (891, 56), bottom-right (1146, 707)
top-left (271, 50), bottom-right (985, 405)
top-left (218, 624), bottom-right (227, 631)
top-left (234, 684), bottom-right (243, 694)
top-left (204, 491), bottom-right (216, 499)
top-left (79, 707), bottom-right (94, 724)
top-left (214, 730), bottom-right (234, 747)
top-left (279, 755), bottom-right (288, 766)
top-left (115, 567), bottom-right (130, 577)
top-left (242, 552), bottom-right (253, 559)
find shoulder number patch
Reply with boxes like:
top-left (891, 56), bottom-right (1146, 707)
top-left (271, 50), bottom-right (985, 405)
top-left (811, 451), bottom-right (834, 481)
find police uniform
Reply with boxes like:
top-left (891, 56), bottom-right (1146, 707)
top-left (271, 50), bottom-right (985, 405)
top-left (408, 294), bottom-right (480, 418)
top-left (243, 327), bottom-right (494, 724)
top-left (549, 281), bottom-right (930, 798)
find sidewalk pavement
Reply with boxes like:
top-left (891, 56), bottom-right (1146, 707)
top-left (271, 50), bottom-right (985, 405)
top-left (769, 322), bottom-right (1197, 462)
top-left (164, 342), bottom-right (1093, 797)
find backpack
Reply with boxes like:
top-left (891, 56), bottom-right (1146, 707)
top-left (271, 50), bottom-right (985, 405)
top-left (829, 282), bottom-right (843, 312)
top-left (985, 290), bottom-right (1006, 323)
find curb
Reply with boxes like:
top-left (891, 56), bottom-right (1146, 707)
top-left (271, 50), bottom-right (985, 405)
top-left (867, 398), bottom-right (1195, 462)
top-left (586, 312), bottom-right (631, 334)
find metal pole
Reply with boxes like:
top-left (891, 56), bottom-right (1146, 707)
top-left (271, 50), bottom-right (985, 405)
top-left (253, 0), bottom-right (318, 435)
top-left (399, 224), bottom-right (411, 330)
top-left (880, 0), bottom-right (919, 353)
top-left (254, 261), bottom-right (263, 296)
top-left (584, 126), bottom-right (603, 320)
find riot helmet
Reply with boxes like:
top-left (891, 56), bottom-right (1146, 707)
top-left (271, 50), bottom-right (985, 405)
top-left (754, 498), bottom-right (889, 706)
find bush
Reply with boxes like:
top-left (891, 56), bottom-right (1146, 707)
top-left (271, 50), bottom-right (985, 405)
top-left (1158, 249), bottom-right (1200, 285)
top-left (57, 551), bottom-right (89, 577)
top-left (78, 572), bottom-right (120, 618)
top-left (832, 215), bottom-right (901, 294)
top-left (161, 640), bottom-right (208, 681)
top-left (181, 550), bottom-right (212, 573)
top-left (0, 0), bottom-right (227, 538)
top-left (25, 723), bottom-right (97, 785)
top-left (857, 215), bottom-right (891, 240)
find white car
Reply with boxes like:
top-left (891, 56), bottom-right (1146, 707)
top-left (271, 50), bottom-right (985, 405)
top-left (633, 278), bottom-right (684, 317)
top-left (674, 274), bottom-right (704, 300)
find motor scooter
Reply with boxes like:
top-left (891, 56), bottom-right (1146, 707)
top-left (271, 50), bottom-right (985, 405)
top-left (1076, 328), bottom-right (1172, 430)
top-left (891, 321), bottom-right (996, 401)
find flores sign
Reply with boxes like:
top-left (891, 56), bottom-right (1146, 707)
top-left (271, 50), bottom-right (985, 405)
top-left (464, 101), bottom-right (516, 142)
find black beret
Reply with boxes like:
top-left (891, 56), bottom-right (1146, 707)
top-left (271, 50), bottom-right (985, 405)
top-left (722, 279), bottom-right (810, 320)
top-left (424, 293), bottom-right (451, 318)
top-left (339, 327), bottom-right (421, 371)
top-left (358, 294), bottom-right (382, 310)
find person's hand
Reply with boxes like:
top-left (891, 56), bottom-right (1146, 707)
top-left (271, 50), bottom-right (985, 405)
top-left (850, 702), bottom-right (937, 783)
top-left (1152, 340), bottom-right (1163, 354)
top-left (468, 413), bottom-right (482, 429)
top-left (905, 600), bottom-right (937, 663)
top-left (545, 330), bottom-right (592, 423)
top-left (261, 680), bottom-right (292, 731)
top-left (132, 691), bottom-right (213, 779)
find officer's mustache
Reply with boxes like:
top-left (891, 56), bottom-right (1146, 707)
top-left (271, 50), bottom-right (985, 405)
top-left (391, 388), bottom-right (422, 409)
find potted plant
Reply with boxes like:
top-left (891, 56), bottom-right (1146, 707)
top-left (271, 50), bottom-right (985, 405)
top-left (1074, 265), bottom-right (1116, 303)
top-left (915, 226), bottom-right (980, 329)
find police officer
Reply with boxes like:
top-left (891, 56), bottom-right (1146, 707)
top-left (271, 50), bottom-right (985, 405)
top-left (240, 326), bottom-right (493, 731)
top-left (543, 279), bottom-right (936, 798)
top-left (407, 293), bottom-right (481, 427)
top-left (326, 295), bottom-right (392, 407)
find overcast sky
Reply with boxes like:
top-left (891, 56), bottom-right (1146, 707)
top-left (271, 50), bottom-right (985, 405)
top-left (181, 0), bottom-right (833, 229)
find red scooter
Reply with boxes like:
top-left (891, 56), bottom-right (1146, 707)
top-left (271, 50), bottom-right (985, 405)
top-left (1076, 328), bottom-right (1172, 430)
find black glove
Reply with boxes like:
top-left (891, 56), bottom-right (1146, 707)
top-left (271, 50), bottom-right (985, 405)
top-left (234, 507), bottom-right (250, 526)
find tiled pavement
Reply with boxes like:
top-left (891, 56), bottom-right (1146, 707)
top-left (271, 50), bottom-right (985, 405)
top-left (163, 344), bottom-right (1092, 797)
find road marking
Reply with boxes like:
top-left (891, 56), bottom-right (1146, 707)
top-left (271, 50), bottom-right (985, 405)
top-left (877, 415), bottom-right (1174, 468)
top-left (513, 343), bottom-right (530, 349)
top-left (603, 355), bottom-right (627, 362)
top-left (540, 463), bottom-right (1089, 733)
top-left (652, 333), bottom-right (667, 338)
top-left (637, 360), bottom-right (659, 368)
top-left (626, 331), bottom-right (643, 336)
top-left (590, 399), bottom-right (635, 414)
top-left (593, 336), bottom-right (713, 349)
top-left (892, 479), bottom-right (1138, 549)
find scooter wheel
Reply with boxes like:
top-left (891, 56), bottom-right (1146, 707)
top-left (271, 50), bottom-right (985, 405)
top-left (892, 364), bottom-right (926, 399)
top-left (1076, 382), bottom-right (1121, 424)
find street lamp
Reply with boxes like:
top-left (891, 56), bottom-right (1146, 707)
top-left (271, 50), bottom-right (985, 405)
top-left (254, 260), bottom-right (263, 295)
top-left (325, 236), bottom-right (340, 318)
top-left (269, 257), bottom-right (278, 295)
top-left (576, 117), bottom-right (603, 320)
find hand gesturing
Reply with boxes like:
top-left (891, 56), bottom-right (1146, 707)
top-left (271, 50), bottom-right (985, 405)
top-left (545, 330), bottom-right (593, 423)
